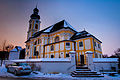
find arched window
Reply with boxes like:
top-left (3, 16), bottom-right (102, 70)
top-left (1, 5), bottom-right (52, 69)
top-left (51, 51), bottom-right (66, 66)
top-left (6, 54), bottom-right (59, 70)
top-left (35, 24), bottom-right (38, 29)
top-left (54, 36), bottom-right (59, 42)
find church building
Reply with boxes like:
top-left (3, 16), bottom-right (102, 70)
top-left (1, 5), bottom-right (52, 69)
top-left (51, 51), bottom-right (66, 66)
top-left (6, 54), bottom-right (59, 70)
top-left (25, 7), bottom-right (103, 65)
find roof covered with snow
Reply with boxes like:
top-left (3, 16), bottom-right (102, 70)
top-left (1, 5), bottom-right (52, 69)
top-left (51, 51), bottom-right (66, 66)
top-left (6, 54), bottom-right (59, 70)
top-left (70, 30), bottom-right (102, 43)
top-left (25, 20), bottom-right (101, 43)
top-left (93, 58), bottom-right (118, 62)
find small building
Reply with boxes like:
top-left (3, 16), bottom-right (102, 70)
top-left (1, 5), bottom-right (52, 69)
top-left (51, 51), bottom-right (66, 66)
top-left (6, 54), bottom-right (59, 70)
top-left (9, 46), bottom-right (22, 60)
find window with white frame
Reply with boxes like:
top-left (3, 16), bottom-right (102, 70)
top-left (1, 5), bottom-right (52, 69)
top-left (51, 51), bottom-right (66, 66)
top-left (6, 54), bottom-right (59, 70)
top-left (79, 41), bottom-right (83, 47)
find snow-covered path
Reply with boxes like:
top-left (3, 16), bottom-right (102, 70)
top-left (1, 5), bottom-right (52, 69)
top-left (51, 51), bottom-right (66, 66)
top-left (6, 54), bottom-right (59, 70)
top-left (0, 65), bottom-right (120, 80)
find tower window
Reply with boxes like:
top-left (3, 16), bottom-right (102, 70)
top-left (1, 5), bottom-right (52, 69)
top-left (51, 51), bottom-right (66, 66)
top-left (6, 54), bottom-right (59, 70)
top-left (79, 41), bottom-right (83, 47)
top-left (35, 24), bottom-right (38, 29)
top-left (55, 36), bottom-right (59, 42)
top-left (51, 45), bottom-right (54, 51)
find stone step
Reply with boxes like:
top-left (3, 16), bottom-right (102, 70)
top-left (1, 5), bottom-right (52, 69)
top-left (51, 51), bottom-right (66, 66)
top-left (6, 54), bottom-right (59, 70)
top-left (76, 69), bottom-right (91, 71)
top-left (72, 74), bottom-right (104, 77)
top-left (76, 66), bottom-right (88, 69)
top-left (72, 71), bottom-right (97, 73)
top-left (72, 72), bottom-right (101, 75)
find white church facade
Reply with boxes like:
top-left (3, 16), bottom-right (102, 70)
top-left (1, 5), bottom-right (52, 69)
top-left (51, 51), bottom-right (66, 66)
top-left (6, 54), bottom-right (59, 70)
top-left (25, 7), bottom-right (103, 65)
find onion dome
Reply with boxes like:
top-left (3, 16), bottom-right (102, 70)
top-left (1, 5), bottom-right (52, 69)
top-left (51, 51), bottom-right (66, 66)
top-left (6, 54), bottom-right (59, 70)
top-left (30, 7), bottom-right (40, 19)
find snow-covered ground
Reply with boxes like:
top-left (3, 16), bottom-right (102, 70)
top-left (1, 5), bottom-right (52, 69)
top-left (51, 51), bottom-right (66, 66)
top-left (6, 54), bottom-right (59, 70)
top-left (0, 64), bottom-right (120, 80)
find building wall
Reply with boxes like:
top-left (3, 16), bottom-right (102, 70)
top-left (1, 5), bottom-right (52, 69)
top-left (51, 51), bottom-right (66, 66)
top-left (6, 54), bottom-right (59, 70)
top-left (26, 29), bottom-right (102, 65)
top-left (26, 29), bottom-right (75, 59)
top-left (44, 41), bottom-right (75, 58)
top-left (75, 37), bottom-right (102, 64)
top-left (9, 52), bottom-right (19, 60)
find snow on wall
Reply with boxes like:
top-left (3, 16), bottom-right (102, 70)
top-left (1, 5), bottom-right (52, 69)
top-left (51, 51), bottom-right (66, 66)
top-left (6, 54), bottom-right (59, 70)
top-left (93, 58), bottom-right (118, 62)
top-left (93, 58), bottom-right (119, 72)
top-left (10, 52), bottom-right (76, 74)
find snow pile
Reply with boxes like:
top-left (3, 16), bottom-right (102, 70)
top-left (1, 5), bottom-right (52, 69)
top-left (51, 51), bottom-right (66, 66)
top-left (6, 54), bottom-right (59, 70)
top-left (0, 64), bottom-right (15, 77)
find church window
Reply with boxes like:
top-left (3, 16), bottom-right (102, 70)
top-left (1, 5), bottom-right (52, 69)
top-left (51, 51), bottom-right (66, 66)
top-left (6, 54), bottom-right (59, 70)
top-left (28, 45), bottom-right (30, 49)
top-left (79, 41), bottom-right (83, 47)
top-left (35, 24), bottom-right (38, 29)
top-left (66, 53), bottom-right (69, 57)
top-left (51, 55), bottom-right (54, 58)
top-left (66, 42), bottom-right (70, 48)
top-left (51, 45), bottom-right (54, 51)
top-left (98, 44), bottom-right (100, 49)
top-left (55, 36), bottom-right (59, 42)
top-left (34, 46), bottom-right (39, 56)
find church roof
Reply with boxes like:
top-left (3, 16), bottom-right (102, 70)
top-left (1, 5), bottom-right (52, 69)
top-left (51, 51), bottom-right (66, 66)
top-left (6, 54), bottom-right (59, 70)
top-left (70, 30), bottom-right (102, 43)
top-left (25, 20), bottom-right (102, 43)
top-left (33, 20), bottom-right (77, 38)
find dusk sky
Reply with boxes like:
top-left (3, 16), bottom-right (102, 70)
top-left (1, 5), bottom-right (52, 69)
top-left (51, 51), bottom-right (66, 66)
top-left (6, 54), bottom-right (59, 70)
top-left (0, 0), bottom-right (120, 56)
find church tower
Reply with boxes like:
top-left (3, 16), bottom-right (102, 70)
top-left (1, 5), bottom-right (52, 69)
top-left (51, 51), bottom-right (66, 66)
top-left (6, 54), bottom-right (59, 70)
top-left (27, 7), bottom-right (41, 39)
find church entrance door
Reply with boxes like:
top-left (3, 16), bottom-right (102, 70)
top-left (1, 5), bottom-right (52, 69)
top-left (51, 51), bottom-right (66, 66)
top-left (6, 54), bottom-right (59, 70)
top-left (80, 55), bottom-right (84, 65)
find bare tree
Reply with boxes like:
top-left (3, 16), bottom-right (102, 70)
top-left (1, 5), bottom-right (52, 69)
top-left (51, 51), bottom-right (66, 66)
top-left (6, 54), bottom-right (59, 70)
top-left (0, 40), bottom-right (14, 66)
top-left (2, 40), bottom-right (7, 51)
top-left (114, 48), bottom-right (120, 57)
top-left (5, 44), bottom-right (14, 52)
top-left (103, 54), bottom-right (108, 58)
